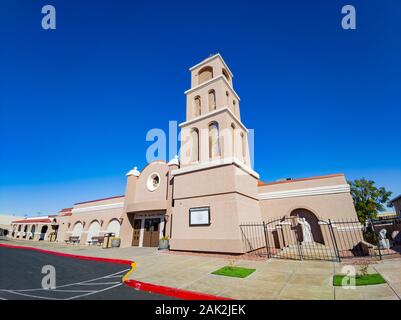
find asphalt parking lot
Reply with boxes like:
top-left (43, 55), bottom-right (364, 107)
top-left (0, 246), bottom-right (173, 300)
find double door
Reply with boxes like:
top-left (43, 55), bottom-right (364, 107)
top-left (143, 218), bottom-right (161, 247)
top-left (132, 217), bottom-right (161, 247)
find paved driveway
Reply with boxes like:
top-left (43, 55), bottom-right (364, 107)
top-left (2, 238), bottom-right (401, 300)
top-left (0, 246), bottom-right (172, 300)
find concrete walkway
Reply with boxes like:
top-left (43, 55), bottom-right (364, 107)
top-left (2, 238), bottom-right (401, 300)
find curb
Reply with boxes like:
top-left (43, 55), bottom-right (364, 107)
top-left (0, 242), bottom-right (231, 300)
top-left (124, 279), bottom-right (232, 300)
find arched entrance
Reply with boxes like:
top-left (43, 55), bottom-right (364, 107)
top-left (290, 209), bottom-right (324, 244)
top-left (23, 225), bottom-right (28, 238)
top-left (87, 221), bottom-right (101, 243)
top-left (39, 225), bottom-right (48, 241)
top-left (72, 222), bottom-right (83, 239)
top-left (106, 219), bottom-right (121, 237)
top-left (30, 225), bottom-right (36, 240)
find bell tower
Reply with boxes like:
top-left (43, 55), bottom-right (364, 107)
top-left (170, 54), bottom-right (262, 254)
top-left (179, 54), bottom-right (253, 169)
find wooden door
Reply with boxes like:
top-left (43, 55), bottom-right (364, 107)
top-left (143, 218), bottom-right (161, 247)
top-left (131, 219), bottom-right (141, 246)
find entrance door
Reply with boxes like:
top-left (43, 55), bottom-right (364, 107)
top-left (143, 218), bottom-right (161, 247)
top-left (131, 219), bottom-right (142, 246)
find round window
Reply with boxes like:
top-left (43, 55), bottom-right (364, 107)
top-left (147, 173), bottom-right (161, 191)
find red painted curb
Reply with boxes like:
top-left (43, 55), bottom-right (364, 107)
top-left (0, 243), bottom-right (232, 300)
top-left (124, 279), bottom-right (232, 300)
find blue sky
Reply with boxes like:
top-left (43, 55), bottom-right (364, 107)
top-left (1, 0), bottom-right (400, 216)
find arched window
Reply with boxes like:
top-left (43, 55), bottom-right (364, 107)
top-left (231, 123), bottom-right (236, 157)
top-left (222, 68), bottom-right (230, 82)
top-left (106, 219), bottom-right (121, 237)
top-left (233, 100), bottom-right (237, 115)
top-left (226, 91), bottom-right (230, 108)
top-left (208, 122), bottom-right (221, 159)
top-left (208, 90), bottom-right (216, 111)
top-left (194, 96), bottom-right (201, 117)
top-left (198, 66), bottom-right (213, 84)
top-left (190, 128), bottom-right (199, 162)
top-left (241, 132), bottom-right (246, 161)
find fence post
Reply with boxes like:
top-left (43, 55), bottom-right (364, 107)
top-left (328, 219), bottom-right (341, 262)
top-left (263, 221), bottom-right (270, 259)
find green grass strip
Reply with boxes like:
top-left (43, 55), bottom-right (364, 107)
top-left (211, 266), bottom-right (256, 278)
top-left (333, 273), bottom-right (386, 286)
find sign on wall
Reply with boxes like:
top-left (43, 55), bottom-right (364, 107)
top-left (189, 207), bottom-right (210, 226)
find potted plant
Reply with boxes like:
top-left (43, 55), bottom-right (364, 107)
top-left (111, 237), bottom-right (121, 248)
top-left (159, 236), bottom-right (169, 250)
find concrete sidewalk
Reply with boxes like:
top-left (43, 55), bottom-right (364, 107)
top-left (2, 238), bottom-right (401, 300)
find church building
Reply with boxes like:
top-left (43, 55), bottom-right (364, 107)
top-left (11, 54), bottom-right (358, 254)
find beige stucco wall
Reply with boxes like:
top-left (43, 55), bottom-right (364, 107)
top-left (170, 163), bottom-right (262, 253)
top-left (258, 175), bottom-right (358, 221)
top-left (180, 110), bottom-right (249, 167)
top-left (190, 55), bottom-right (233, 88)
top-left (119, 161), bottom-right (175, 247)
top-left (186, 79), bottom-right (240, 120)
top-left (57, 196), bottom-right (124, 244)
top-left (170, 193), bottom-right (255, 253)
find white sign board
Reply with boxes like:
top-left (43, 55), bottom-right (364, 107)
top-left (189, 207), bottom-right (210, 226)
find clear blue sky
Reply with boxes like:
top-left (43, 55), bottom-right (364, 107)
top-left (1, 0), bottom-right (400, 216)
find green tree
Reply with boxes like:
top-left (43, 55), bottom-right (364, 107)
top-left (348, 178), bottom-right (392, 223)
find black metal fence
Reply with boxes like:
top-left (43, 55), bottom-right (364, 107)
top-left (370, 217), bottom-right (401, 259)
top-left (240, 216), bottom-right (401, 262)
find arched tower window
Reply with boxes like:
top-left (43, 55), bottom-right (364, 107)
top-left (191, 128), bottom-right (199, 162)
top-left (222, 68), bottom-right (230, 82)
top-left (208, 90), bottom-right (216, 111)
top-left (241, 132), bottom-right (246, 161)
top-left (198, 66), bottom-right (213, 84)
top-left (226, 91), bottom-right (230, 108)
top-left (233, 100), bottom-right (237, 115)
top-left (194, 96), bottom-right (201, 117)
top-left (208, 122), bottom-right (221, 159)
top-left (231, 123), bottom-right (236, 158)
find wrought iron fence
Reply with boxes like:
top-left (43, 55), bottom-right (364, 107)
top-left (240, 216), bottom-right (401, 262)
top-left (369, 217), bottom-right (401, 259)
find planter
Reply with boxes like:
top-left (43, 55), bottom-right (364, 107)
top-left (159, 239), bottom-right (169, 250)
top-left (111, 238), bottom-right (121, 248)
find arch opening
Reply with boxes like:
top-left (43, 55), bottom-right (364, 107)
top-left (72, 222), bottom-right (83, 239)
top-left (208, 122), bottom-right (221, 159)
top-left (198, 66), bottom-right (213, 84)
top-left (87, 220), bottom-right (101, 243)
top-left (39, 225), bottom-right (48, 241)
top-left (106, 219), bottom-right (121, 237)
top-left (190, 128), bottom-right (199, 162)
top-left (290, 209), bottom-right (324, 244)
